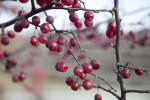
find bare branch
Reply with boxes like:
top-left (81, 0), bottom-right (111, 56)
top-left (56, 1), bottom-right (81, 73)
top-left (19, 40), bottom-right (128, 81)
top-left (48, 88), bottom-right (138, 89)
top-left (126, 89), bottom-right (150, 94)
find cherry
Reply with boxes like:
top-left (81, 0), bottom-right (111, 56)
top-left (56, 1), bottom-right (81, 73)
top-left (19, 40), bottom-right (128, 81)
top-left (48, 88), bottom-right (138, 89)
top-left (71, 81), bottom-right (79, 91)
top-left (90, 59), bottom-right (100, 70)
top-left (57, 45), bottom-right (63, 52)
top-left (30, 36), bottom-right (38, 46)
top-left (46, 16), bottom-right (54, 24)
top-left (0, 49), bottom-right (3, 58)
top-left (57, 36), bottom-right (66, 45)
top-left (32, 16), bottom-right (40, 26)
top-left (82, 62), bottom-right (93, 73)
top-left (84, 19), bottom-right (93, 27)
top-left (64, 0), bottom-right (74, 6)
top-left (55, 61), bottom-right (61, 71)
top-left (74, 19), bottom-right (82, 29)
top-left (45, 0), bottom-right (53, 4)
top-left (134, 67), bottom-right (143, 76)
top-left (108, 20), bottom-right (116, 32)
top-left (38, 35), bottom-right (47, 44)
top-left (19, 0), bottom-right (29, 3)
top-left (36, 0), bottom-right (47, 6)
top-left (12, 74), bottom-right (19, 82)
top-left (40, 23), bottom-right (50, 33)
top-left (66, 76), bottom-right (74, 86)
top-left (69, 12), bottom-right (78, 22)
top-left (72, 2), bottom-right (81, 10)
top-left (21, 18), bottom-right (30, 28)
top-left (106, 29), bottom-right (115, 38)
top-left (1, 36), bottom-right (9, 45)
top-left (95, 94), bottom-right (102, 100)
top-left (121, 68), bottom-right (131, 79)
top-left (4, 50), bottom-right (9, 57)
top-left (7, 31), bottom-right (15, 38)
top-left (70, 38), bottom-right (77, 47)
top-left (14, 21), bottom-right (23, 32)
top-left (84, 11), bottom-right (94, 21)
top-left (55, 1), bottom-right (63, 7)
top-left (6, 57), bottom-right (17, 66)
top-left (19, 71), bottom-right (26, 81)
top-left (57, 61), bottom-right (68, 72)
top-left (48, 40), bottom-right (58, 51)
top-left (74, 66), bottom-right (84, 76)
top-left (80, 73), bottom-right (87, 80)
top-left (83, 79), bottom-right (93, 90)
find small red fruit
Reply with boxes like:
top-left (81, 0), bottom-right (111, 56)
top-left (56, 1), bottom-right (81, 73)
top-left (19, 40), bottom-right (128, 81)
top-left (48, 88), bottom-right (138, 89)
top-left (134, 67), bottom-right (143, 76)
top-left (82, 62), bottom-right (93, 73)
top-left (121, 68), bottom-right (131, 79)
top-left (21, 19), bottom-right (30, 28)
top-left (7, 31), bottom-right (15, 38)
top-left (106, 29), bottom-right (115, 38)
top-left (14, 21), bottom-right (23, 32)
top-left (66, 76), bottom-right (74, 86)
top-left (64, 0), bottom-right (74, 6)
top-left (84, 19), bottom-right (93, 27)
top-left (95, 94), bottom-right (102, 100)
top-left (73, 66), bottom-right (84, 76)
top-left (74, 19), bottom-right (82, 29)
top-left (80, 73), bottom-right (87, 80)
top-left (12, 74), bottom-right (19, 82)
top-left (57, 36), bottom-right (66, 45)
top-left (46, 16), bottom-right (54, 24)
top-left (83, 79), bottom-right (93, 90)
top-left (38, 35), bottom-right (47, 44)
top-left (58, 61), bottom-right (68, 72)
top-left (90, 59), bottom-right (100, 70)
top-left (19, 0), bottom-right (29, 3)
top-left (69, 12), bottom-right (78, 22)
top-left (19, 71), bottom-right (26, 81)
top-left (40, 23), bottom-right (50, 33)
top-left (48, 40), bottom-right (58, 51)
top-left (84, 11), bottom-right (94, 21)
top-left (1, 36), bottom-right (9, 45)
top-left (71, 81), bottom-right (79, 91)
top-left (32, 16), bottom-right (40, 25)
top-left (30, 36), bottom-right (38, 46)
top-left (70, 38), bottom-right (77, 47)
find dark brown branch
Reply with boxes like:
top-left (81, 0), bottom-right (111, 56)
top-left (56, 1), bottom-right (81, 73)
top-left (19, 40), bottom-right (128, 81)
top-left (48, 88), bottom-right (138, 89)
top-left (90, 73), bottom-right (117, 92)
top-left (126, 89), bottom-right (150, 94)
top-left (80, 84), bottom-right (120, 99)
top-left (114, 0), bottom-right (126, 100)
top-left (31, 0), bottom-right (35, 11)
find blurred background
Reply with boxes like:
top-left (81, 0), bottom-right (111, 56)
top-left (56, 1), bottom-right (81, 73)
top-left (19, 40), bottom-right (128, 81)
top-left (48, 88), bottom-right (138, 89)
top-left (0, 0), bottom-right (150, 100)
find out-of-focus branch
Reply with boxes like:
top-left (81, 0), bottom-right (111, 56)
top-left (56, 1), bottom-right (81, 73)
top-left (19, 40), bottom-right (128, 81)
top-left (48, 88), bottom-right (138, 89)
top-left (126, 89), bottom-right (150, 94)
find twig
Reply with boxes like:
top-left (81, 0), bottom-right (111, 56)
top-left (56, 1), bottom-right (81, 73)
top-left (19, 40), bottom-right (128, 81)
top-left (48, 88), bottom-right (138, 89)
top-left (31, 0), bottom-right (35, 11)
top-left (126, 89), bottom-right (150, 94)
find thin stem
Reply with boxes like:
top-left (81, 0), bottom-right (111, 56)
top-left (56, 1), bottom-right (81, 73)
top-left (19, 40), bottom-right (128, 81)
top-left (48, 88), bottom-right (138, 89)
top-left (31, 0), bottom-right (35, 11)
top-left (126, 89), bottom-right (150, 94)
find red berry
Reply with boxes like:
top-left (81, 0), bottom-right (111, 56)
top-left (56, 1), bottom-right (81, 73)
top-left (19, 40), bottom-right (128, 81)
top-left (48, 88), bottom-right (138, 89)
top-left (82, 62), bottom-right (93, 73)
top-left (19, 0), bottom-right (29, 3)
top-left (70, 38), bottom-right (77, 47)
top-left (38, 35), bottom-right (47, 44)
top-left (12, 74), bottom-right (19, 82)
top-left (21, 18), bottom-right (30, 28)
top-left (80, 73), bottom-right (87, 80)
top-left (57, 45), bottom-right (63, 52)
top-left (106, 29), bottom-right (115, 38)
top-left (55, 1), bottom-right (63, 7)
top-left (90, 59), bottom-right (100, 70)
top-left (74, 66), bottom-right (84, 76)
top-left (55, 61), bottom-right (61, 71)
top-left (95, 94), bottom-right (102, 100)
top-left (120, 27), bottom-right (124, 36)
top-left (66, 76), bottom-right (74, 86)
top-left (72, 2), bottom-right (81, 10)
top-left (1, 36), bottom-right (9, 45)
top-left (0, 49), bottom-right (3, 58)
top-left (32, 16), bottom-right (40, 25)
top-left (71, 81), bottom-right (79, 91)
top-left (7, 31), bottom-right (15, 38)
top-left (84, 11), bottom-right (94, 21)
top-left (36, 0), bottom-right (47, 6)
top-left (121, 68), bottom-right (131, 79)
top-left (69, 12), bottom-right (78, 22)
top-left (4, 50), bottom-right (9, 57)
top-left (46, 16), bottom-right (54, 24)
top-left (5, 64), bottom-right (10, 71)
top-left (6, 57), bottom-right (17, 66)
top-left (45, 0), bottom-right (53, 4)
top-left (46, 40), bottom-right (51, 48)
top-left (74, 20), bottom-right (82, 28)
top-left (129, 31), bottom-right (136, 39)
top-left (48, 40), bottom-right (58, 51)
top-left (19, 71), bottom-right (26, 81)
top-left (135, 67), bottom-right (143, 76)
top-left (83, 79), bottom-right (93, 90)
top-left (14, 21), bottom-right (23, 32)
top-left (108, 20), bottom-right (116, 32)
top-left (40, 23), bottom-right (50, 33)
top-left (84, 19), bottom-right (93, 27)
top-left (58, 61), bottom-right (68, 72)
top-left (57, 36), bottom-right (66, 45)
top-left (30, 36), bottom-right (38, 46)
top-left (64, 0), bottom-right (74, 6)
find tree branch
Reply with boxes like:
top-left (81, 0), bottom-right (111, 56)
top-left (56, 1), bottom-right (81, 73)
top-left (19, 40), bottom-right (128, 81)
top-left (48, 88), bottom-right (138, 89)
top-left (126, 89), bottom-right (150, 94)
top-left (31, 0), bottom-right (35, 11)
